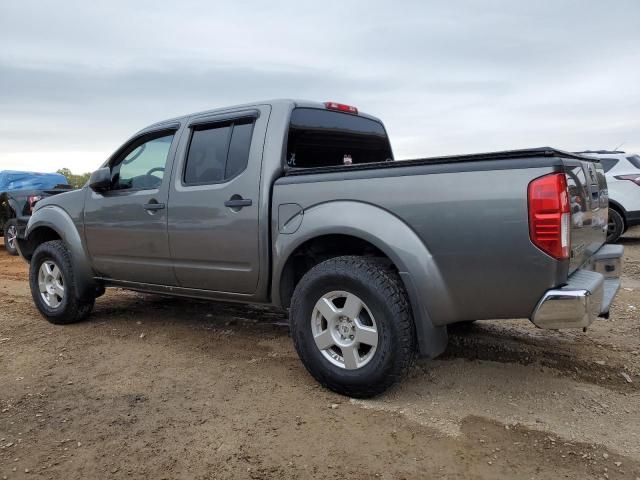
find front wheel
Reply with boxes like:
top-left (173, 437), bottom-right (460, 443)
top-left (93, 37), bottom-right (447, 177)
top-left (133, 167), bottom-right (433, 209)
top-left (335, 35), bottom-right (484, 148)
top-left (606, 208), bottom-right (624, 243)
top-left (29, 240), bottom-right (94, 324)
top-left (290, 256), bottom-right (416, 398)
top-left (3, 219), bottom-right (19, 255)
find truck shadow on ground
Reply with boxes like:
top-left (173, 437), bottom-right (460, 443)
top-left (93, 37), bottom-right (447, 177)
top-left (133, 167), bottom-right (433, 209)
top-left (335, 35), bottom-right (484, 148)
top-left (620, 237), bottom-right (640, 246)
top-left (88, 288), bottom-right (637, 394)
top-left (443, 321), bottom-right (636, 392)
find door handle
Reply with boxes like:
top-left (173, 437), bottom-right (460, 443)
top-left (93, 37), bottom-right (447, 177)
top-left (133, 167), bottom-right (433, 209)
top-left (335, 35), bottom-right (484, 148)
top-left (224, 197), bottom-right (252, 209)
top-left (144, 202), bottom-right (165, 211)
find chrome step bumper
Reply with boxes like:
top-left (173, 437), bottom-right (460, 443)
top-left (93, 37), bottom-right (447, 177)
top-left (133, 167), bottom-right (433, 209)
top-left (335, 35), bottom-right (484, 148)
top-left (530, 244), bottom-right (623, 329)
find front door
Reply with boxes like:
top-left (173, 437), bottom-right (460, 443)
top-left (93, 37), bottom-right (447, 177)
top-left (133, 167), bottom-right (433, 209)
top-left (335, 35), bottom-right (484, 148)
top-left (168, 107), bottom-right (269, 294)
top-left (84, 127), bottom-right (181, 285)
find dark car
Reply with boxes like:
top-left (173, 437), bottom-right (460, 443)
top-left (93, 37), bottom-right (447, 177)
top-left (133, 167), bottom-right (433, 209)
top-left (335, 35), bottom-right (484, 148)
top-left (0, 170), bottom-right (71, 255)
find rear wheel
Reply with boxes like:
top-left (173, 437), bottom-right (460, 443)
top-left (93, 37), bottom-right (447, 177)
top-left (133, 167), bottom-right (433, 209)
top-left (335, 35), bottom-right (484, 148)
top-left (606, 208), bottom-right (624, 243)
top-left (29, 240), bottom-right (94, 324)
top-left (3, 219), bottom-right (19, 255)
top-left (290, 256), bottom-right (416, 398)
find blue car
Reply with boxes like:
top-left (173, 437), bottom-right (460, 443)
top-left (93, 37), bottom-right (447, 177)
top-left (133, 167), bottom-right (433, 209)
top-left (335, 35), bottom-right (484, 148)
top-left (1, 170), bottom-right (71, 255)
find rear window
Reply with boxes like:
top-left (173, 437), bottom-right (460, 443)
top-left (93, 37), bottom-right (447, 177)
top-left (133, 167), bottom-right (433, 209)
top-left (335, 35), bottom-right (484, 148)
top-left (626, 155), bottom-right (640, 169)
top-left (183, 119), bottom-right (254, 185)
top-left (286, 108), bottom-right (392, 168)
top-left (599, 157), bottom-right (619, 172)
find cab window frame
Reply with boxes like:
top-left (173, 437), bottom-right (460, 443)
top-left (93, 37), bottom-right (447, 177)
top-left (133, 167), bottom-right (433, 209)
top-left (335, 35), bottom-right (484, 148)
top-left (181, 115), bottom-right (256, 187)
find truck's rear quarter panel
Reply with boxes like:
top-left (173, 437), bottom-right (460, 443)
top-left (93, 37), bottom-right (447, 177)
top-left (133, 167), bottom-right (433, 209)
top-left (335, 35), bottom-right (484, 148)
top-left (274, 157), bottom-right (569, 325)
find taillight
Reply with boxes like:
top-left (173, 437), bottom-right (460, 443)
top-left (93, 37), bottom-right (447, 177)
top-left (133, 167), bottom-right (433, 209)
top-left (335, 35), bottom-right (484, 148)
top-left (324, 101), bottom-right (358, 114)
top-left (27, 195), bottom-right (42, 213)
top-left (614, 174), bottom-right (640, 186)
top-left (528, 173), bottom-right (570, 260)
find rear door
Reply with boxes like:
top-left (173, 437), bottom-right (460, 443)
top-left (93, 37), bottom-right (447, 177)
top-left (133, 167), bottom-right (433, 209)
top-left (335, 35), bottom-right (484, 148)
top-left (167, 106), bottom-right (270, 293)
top-left (564, 157), bottom-right (608, 272)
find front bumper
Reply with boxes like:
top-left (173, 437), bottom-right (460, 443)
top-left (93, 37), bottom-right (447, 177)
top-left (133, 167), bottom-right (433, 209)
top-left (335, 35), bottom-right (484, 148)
top-left (625, 209), bottom-right (640, 227)
top-left (13, 216), bottom-right (29, 259)
top-left (531, 244), bottom-right (623, 329)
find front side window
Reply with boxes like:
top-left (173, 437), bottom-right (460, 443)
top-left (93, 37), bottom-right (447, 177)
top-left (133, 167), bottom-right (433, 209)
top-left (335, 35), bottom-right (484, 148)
top-left (111, 132), bottom-right (175, 190)
top-left (183, 119), bottom-right (254, 185)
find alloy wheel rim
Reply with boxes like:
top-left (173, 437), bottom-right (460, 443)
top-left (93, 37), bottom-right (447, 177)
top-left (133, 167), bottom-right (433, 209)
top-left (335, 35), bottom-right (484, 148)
top-left (310, 290), bottom-right (378, 370)
top-left (38, 260), bottom-right (65, 308)
top-left (6, 225), bottom-right (17, 250)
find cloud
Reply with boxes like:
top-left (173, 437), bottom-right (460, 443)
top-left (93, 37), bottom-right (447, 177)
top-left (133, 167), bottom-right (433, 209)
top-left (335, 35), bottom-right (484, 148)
top-left (0, 60), bottom-right (387, 151)
top-left (0, 0), bottom-right (639, 173)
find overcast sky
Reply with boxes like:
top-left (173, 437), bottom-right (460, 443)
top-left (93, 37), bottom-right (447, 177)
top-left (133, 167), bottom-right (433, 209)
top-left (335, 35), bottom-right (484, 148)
top-left (1, 0), bottom-right (639, 174)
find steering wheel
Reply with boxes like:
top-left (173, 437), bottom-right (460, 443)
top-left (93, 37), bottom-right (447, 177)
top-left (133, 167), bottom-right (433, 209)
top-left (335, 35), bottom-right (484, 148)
top-left (146, 167), bottom-right (165, 177)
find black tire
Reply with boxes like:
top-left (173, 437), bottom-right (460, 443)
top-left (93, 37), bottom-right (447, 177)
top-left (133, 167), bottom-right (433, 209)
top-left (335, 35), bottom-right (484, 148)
top-left (290, 256), bottom-right (416, 398)
top-left (29, 240), bottom-right (94, 324)
top-left (606, 208), bottom-right (624, 243)
top-left (3, 219), bottom-right (19, 256)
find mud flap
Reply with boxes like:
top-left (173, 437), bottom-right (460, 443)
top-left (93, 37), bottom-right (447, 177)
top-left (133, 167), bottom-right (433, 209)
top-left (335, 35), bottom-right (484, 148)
top-left (400, 272), bottom-right (448, 358)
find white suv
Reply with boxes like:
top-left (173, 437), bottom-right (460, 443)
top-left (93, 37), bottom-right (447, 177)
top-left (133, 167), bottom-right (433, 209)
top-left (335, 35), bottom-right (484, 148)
top-left (576, 150), bottom-right (640, 242)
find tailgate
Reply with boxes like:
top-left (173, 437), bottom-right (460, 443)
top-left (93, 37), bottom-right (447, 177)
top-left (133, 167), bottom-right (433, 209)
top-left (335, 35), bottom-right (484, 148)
top-left (15, 187), bottom-right (72, 216)
top-left (564, 157), bottom-right (608, 273)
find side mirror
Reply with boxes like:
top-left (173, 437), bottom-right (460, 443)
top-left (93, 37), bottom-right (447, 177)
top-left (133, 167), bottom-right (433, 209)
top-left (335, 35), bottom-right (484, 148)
top-left (89, 167), bottom-right (112, 192)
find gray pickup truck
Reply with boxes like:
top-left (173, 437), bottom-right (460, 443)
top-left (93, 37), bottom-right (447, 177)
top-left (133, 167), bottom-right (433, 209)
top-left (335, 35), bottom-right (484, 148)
top-left (17, 99), bottom-right (623, 397)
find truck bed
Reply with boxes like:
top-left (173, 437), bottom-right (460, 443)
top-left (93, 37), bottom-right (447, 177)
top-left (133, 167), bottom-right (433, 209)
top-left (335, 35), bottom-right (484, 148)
top-left (284, 147), bottom-right (588, 176)
top-left (274, 146), bottom-right (608, 326)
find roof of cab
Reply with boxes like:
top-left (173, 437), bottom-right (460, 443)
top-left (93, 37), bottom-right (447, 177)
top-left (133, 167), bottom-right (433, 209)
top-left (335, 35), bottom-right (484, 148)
top-left (142, 99), bottom-right (383, 132)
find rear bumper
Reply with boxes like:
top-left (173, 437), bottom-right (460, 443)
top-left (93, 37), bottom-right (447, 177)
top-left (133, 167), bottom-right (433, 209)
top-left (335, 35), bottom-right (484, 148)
top-left (530, 244), bottom-right (623, 329)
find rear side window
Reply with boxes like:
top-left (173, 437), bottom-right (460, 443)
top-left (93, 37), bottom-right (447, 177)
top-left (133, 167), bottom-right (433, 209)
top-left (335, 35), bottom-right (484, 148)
top-left (226, 122), bottom-right (253, 179)
top-left (184, 125), bottom-right (231, 184)
top-left (183, 119), bottom-right (254, 185)
top-left (287, 108), bottom-right (392, 168)
top-left (599, 157), bottom-right (619, 172)
top-left (626, 155), bottom-right (640, 169)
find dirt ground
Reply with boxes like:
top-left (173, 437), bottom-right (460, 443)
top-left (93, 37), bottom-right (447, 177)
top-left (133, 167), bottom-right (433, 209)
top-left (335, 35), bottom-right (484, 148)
top-left (1, 232), bottom-right (639, 480)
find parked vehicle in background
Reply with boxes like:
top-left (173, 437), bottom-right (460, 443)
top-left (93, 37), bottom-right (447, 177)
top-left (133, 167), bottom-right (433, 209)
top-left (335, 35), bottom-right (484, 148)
top-left (575, 150), bottom-right (640, 242)
top-left (0, 171), bottom-right (71, 255)
top-left (17, 100), bottom-right (623, 397)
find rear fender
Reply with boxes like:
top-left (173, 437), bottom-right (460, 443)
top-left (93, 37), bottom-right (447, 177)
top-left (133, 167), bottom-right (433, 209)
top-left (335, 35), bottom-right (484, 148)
top-left (7, 196), bottom-right (20, 217)
top-left (273, 200), bottom-right (450, 358)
